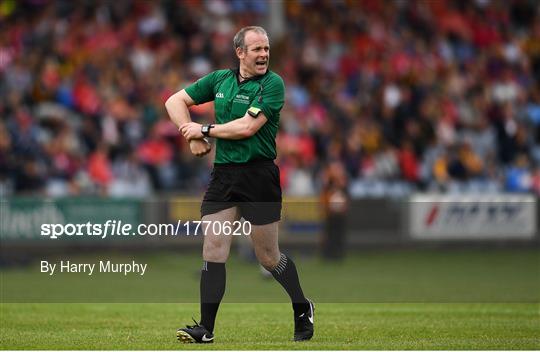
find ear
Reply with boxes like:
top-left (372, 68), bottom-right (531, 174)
top-left (236, 46), bottom-right (245, 60)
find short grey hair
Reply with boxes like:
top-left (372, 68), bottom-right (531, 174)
top-left (233, 26), bottom-right (268, 50)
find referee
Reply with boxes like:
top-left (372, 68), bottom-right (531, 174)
top-left (165, 26), bottom-right (314, 343)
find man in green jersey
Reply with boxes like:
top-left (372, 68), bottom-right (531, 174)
top-left (165, 26), bottom-right (314, 344)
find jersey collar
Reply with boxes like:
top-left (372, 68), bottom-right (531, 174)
top-left (232, 67), bottom-right (269, 85)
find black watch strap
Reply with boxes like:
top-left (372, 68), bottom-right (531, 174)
top-left (201, 124), bottom-right (215, 137)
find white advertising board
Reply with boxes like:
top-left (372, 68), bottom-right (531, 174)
top-left (409, 194), bottom-right (537, 240)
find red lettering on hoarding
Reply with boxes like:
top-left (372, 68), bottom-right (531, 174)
top-left (425, 205), bottom-right (439, 227)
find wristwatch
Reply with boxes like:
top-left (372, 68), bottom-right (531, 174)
top-left (201, 124), bottom-right (215, 137)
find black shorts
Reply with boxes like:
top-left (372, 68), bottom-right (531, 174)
top-left (201, 159), bottom-right (282, 225)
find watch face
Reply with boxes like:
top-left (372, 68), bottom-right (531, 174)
top-left (202, 126), bottom-right (209, 133)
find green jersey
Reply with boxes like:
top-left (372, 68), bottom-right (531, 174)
top-left (185, 69), bottom-right (285, 164)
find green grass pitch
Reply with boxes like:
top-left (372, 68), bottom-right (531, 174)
top-left (1, 248), bottom-right (539, 349)
top-left (1, 302), bottom-right (539, 349)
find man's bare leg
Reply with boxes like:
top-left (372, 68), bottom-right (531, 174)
top-left (250, 221), bottom-right (308, 312)
top-left (250, 221), bottom-right (313, 340)
top-left (199, 207), bottom-right (239, 334)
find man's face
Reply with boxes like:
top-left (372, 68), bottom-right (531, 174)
top-left (237, 31), bottom-right (269, 77)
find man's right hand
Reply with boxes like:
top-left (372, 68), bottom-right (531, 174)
top-left (189, 138), bottom-right (212, 157)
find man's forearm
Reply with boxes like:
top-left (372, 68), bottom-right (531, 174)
top-left (180, 112), bottom-right (267, 141)
top-left (165, 90), bottom-right (193, 129)
top-left (210, 117), bottom-right (254, 140)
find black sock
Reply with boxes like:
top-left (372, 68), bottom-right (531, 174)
top-left (200, 261), bottom-right (225, 333)
top-left (270, 253), bottom-right (309, 316)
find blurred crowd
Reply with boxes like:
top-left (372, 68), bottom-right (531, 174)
top-left (1, 0), bottom-right (540, 198)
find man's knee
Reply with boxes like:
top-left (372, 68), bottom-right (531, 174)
top-left (203, 238), bottom-right (230, 262)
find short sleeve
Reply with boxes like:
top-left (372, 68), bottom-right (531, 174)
top-left (184, 72), bottom-right (217, 104)
top-left (250, 74), bottom-right (285, 123)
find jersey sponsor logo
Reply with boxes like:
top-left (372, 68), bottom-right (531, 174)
top-left (216, 92), bottom-right (224, 98)
top-left (233, 94), bottom-right (250, 104)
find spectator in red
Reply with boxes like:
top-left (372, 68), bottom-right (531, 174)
top-left (87, 143), bottom-right (113, 192)
top-left (398, 140), bottom-right (419, 183)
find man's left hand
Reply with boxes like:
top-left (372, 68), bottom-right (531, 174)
top-left (180, 122), bottom-right (203, 140)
